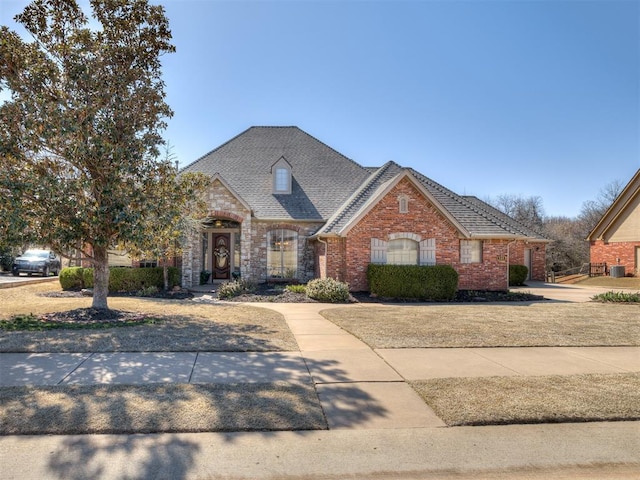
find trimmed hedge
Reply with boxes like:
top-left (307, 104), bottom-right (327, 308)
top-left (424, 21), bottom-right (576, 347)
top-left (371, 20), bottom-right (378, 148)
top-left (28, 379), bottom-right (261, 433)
top-left (367, 264), bottom-right (459, 301)
top-left (59, 267), bottom-right (180, 292)
top-left (509, 264), bottom-right (528, 286)
top-left (59, 267), bottom-right (85, 290)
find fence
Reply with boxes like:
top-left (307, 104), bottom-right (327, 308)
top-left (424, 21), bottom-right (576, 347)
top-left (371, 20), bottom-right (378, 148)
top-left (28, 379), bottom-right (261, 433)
top-left (589, 262), bottom-right (607, 277)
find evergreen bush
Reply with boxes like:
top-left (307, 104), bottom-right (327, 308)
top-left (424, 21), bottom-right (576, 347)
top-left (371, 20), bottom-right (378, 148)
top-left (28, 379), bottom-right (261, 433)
top-left (60, 266), bottom-right (179, 292)
top-left (367, 264), bottom-right (458, 301)
top-left (59, 267), bottom-right (85, 290)
top-left (509, 265), bottom-right (528, 286)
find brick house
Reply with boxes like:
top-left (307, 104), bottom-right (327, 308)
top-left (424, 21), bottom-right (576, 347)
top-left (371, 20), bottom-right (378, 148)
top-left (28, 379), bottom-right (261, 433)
top-left (587, 169), bottom-right (640, 277)
top-left (180, 127), bottom-right (548, 291)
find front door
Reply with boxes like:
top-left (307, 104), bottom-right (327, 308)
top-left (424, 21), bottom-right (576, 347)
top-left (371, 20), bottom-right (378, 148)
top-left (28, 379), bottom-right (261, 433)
top-left (212, 233), bottom-right (231, 280)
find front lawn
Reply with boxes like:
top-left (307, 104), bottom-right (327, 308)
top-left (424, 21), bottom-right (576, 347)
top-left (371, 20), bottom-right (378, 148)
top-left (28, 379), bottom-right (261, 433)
top-left (411, 373), bottom-right (640, 426)
top-left (0, 283), bottom-right (297, 352)
top-left (321, 303), bottom-right (640, 348)
top-left (0, 382), bottom-right (327, 435)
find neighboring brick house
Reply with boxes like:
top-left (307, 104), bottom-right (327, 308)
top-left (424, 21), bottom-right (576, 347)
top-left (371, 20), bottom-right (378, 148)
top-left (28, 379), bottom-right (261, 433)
top-left (587, 169), bottom-right (640, 277)
top-left (181, 127), bottom-right (548, 291)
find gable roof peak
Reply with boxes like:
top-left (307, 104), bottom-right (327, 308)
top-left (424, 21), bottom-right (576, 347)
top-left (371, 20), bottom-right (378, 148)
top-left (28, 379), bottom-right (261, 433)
top-left (271, 156), bottom-right (292, 171)
top-left (181, 126), bottom-right (371, 220)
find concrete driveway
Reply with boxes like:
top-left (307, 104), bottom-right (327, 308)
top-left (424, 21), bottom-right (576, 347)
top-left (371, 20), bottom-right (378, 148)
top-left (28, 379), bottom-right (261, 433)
top-left (510, 280), bottom-right (631, 302)
top-left (0, 272), bottom-right (58, 288)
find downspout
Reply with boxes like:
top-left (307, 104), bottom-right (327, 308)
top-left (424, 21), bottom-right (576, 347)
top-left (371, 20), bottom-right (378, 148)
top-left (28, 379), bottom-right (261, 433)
top-left (317, 237), bottom-right (328, 279)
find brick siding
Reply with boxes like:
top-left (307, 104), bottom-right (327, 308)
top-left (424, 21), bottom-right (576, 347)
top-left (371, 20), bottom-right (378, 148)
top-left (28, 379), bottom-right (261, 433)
top-left (318, 178), bottom-right (547, 291)
top-left (590, 240), bottom-right (640, 276)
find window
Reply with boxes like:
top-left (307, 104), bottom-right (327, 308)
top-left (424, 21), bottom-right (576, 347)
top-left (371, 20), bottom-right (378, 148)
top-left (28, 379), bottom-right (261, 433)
top-left (274, 168), bottom-right (290, 192)
top-left (460, 240), bottom-right (483, 263)
top-left (272, 157), bottom-right (292, 194)
top-left (267, 229), bottom-right (298, 278)
top-left (371, 237), bottom-right (436, 265)
top-left (398, 195), bottom-right (409, 213)
top-left (387, 238), bottom-right (419, 265)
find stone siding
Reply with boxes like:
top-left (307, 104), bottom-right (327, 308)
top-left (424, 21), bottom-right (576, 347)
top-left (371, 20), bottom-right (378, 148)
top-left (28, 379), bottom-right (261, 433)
top-left (250, 221), bottom-right (324, 283)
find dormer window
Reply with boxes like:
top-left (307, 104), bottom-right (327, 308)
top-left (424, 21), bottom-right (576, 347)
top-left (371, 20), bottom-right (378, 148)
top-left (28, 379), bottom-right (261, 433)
top-left (271, 156), bottom-right (292, 194)
top-left (274, 167), bottom-right (289, 192)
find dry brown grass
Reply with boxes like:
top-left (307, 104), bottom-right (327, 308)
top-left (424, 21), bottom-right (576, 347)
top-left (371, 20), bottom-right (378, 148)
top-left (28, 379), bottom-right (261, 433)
top-left (575, 276), bottom-right (640, 289)
top-left (411, 373), bottom-right (640, 426)
top-left (0, 382), bottom-right (326, 434)
top-left (322, 303), bottom-right (640, 348)
top-left (0, 283), bottom-right (298, 352)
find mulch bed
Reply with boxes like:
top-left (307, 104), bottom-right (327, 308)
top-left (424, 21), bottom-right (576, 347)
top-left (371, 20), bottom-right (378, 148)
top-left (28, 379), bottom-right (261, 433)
top-left (37, 308), bottom-right (149, 324)
top-left (222, 283), bottom-right (545, 303)
top-left (39, 289), bottom-right (194, 300)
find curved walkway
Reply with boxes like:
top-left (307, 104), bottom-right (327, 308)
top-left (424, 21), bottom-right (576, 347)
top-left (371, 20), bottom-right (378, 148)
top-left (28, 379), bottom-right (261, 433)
top-left (1, 287), bottom-right (639, 479)
top-left (2, 299), bottom-right (639, 430)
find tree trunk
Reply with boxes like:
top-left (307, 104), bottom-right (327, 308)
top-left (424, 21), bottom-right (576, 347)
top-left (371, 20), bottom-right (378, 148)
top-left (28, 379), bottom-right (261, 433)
top-left (92, 245), bottom-right (110, 310)
top-left (163, 259), bottom-right (169, 291)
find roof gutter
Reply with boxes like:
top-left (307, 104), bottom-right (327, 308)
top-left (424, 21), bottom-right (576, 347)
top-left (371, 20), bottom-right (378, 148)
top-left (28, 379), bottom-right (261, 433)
top-left (467, 234), bottom-right (551, 243)
top-left (257, 218), bottom-right (328, 224)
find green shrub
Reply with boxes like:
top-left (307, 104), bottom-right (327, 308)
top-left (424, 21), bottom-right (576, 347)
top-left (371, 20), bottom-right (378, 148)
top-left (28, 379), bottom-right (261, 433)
top-left (591, 290), bottom-right (640, 303)
top-left (285, 284), bottom-right (306, 294)
top-left (59, 267), bottom-right (86, 290)
top-left (60, 266), bottom-right (179, 292)
top-left (367, 264), bottom-right (459, 301)
top-left (137, 285), bottom-right (159, 297)
top-left (305, 278), bottom-right (350, 303)
top-left (218, 279), bottom-right (255, 299)
top-left (509, 265), bottom-right (528, 286)
top-left (83, 268), bottom-right (94, 288)
top-left (200, 270), bottom-right (211, 285)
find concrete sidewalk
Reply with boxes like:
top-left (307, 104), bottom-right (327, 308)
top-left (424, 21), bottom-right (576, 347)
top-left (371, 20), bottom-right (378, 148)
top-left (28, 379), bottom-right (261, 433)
top-left (1, 294), bottom-right (639, 478)
top-left (2, 302), bottom-right (639, 431)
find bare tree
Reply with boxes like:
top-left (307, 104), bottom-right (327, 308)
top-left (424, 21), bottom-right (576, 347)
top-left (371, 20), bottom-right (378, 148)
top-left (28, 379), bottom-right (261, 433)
top-left (488, 194), bottom-right (545, 232)
top-left (578, 179), bottom-right (625, 234)
top-left (489, 180), bottom-right (625, 274)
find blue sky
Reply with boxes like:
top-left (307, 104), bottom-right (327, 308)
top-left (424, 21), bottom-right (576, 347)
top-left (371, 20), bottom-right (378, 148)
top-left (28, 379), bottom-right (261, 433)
top-left (2, 0), bottom-right (639, 218)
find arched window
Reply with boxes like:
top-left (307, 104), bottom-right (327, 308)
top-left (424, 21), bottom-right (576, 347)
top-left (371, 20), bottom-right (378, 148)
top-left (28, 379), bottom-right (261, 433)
top-left (387, 238), bottom-right (419, 265)
top-left (267, 229), bottom-right (298, 278)
top-left (398, 194), bottom-right (409, 213)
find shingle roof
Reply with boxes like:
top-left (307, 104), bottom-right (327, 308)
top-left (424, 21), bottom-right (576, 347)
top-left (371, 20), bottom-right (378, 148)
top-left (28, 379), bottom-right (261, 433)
top-left (409, 169), bottom-right (548, 240)
top-left (317, 161), bottom-right (404, 234)
top-left (315, 162), bottom-right (548, 240)
top-left (182, 126), bottom-right (370, 220)
top-left (184, 126), bottom-right (547, 241)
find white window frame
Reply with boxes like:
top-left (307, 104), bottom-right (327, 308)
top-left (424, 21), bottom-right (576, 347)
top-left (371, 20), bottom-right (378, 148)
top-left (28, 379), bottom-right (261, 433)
top-left (271, 157), bottom-right (292, 194)
top-left (387, 238), bottom-right (419, 265)
top-left (371, 235), bottom-right (436, 266)
top-left (274, 167), bottom-right (290, 193)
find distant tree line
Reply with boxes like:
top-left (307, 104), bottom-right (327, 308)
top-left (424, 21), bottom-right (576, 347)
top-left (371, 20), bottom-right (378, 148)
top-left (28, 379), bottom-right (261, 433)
top-left (486, 180), bottom-right (624, 273)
